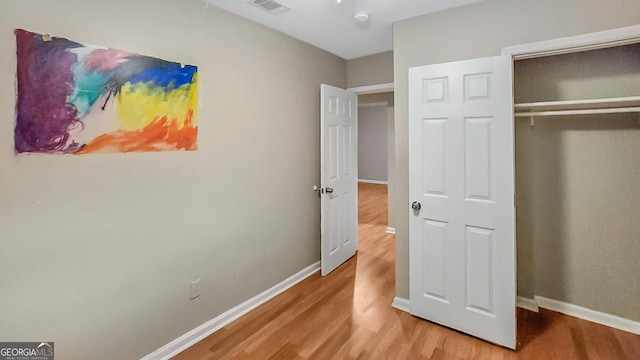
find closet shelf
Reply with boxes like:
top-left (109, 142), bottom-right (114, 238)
top-left (514, 96), bottom-right (640, 117)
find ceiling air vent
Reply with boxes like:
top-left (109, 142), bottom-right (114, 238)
top-left (248, 0), bottom-right (291, 15)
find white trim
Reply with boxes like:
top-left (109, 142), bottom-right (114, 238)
top-left (141, 261), bottom-right (321, 360)
top-left (392, 297), bottom-right (410, 313)
top-left (502, 25), bottom-right (640, 60)
top-left (348, 82), bottom-right (394, 95)
top-left (358, 102), bottom-right (388, 108)
top-left (386, 227), bottom-right (396, 235)
top-left (516, 296), bottom-right (539, 312)
top-left (534, 295), bottom-right (640, 335)
top-left (358, 179), bottom-right (388, 185)
top-left (515, 107), bottom-right (640, 118)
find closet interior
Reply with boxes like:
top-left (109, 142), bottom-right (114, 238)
top-left (513, 43), bottom-right (640, 322)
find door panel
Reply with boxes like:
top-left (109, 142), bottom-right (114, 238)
top-left (464, 117), bottom-right (494, 201)
top-left (465, 225), bottom-right (495, 315)
top-left (321, 84), bottom-right (358, 276)
top-left (423, 119), bottom-right (447, 196)
top-left (409, 56), bottom-right (515, 348)
top-left (423, 219), bottom-right (449, 303)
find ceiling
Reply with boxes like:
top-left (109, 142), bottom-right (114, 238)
top-left (205, 0), bottom-right (483, 60)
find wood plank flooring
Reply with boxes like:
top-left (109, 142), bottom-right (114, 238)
top-left (174, 182), bottom-right (640, 359)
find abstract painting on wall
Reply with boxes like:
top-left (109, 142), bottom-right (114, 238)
top-left (14, 29), bottom-right (198, 155)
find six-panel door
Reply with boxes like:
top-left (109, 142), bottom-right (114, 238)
top-left (320, 84), bottom-right (358, 276)
top-left (408, 56), bottom-right (516, 349)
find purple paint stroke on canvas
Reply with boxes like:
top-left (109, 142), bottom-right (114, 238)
top-left (15, 29), bottom-right (84, 153)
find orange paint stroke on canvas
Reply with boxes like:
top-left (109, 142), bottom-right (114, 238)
top-left (75, 110), bottom-right (197, 154)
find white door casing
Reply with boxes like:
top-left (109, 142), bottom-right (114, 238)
top-left (320, 84), bottom-right (358, 276)
top-left (408, 56), bottom-right (516, 348)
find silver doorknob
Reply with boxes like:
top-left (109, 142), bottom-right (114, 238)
top-left (325, 187), bottom-right (334, 194)
top-left (411, 201), bottom-right (421, 211)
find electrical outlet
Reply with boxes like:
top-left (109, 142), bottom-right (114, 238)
top-left (190, 278), bottom-right (201, 300)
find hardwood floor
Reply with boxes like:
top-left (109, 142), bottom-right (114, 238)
top-left (174, 182), bottom-right (640, 359)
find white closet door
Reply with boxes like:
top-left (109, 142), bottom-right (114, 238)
top-left (408, 55), bottom-right (516, 348)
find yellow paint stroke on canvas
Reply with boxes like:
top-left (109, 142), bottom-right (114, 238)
top-left (115, 74), bottom-right (198, 131)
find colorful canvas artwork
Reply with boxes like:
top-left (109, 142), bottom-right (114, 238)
top-left (14, 29), bottom-right (198, 154)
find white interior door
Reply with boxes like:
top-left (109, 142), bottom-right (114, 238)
top-left (408, 56), bottom-right (516, 348)
top-left (320, 84), bottom-right (358, 276)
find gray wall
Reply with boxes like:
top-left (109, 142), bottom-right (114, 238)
top-left (347, 51), bottom-right (394, 88)
top-left (358, 104), bottom-right (388, 182)
top-left (393, 0), bottom-right (640, 321)
top-left (0, 0), bottom-right (346, 359)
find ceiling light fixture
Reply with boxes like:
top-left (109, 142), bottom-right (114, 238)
top-left (353, 11), bottom-right (369, 23)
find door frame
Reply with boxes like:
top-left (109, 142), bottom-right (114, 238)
top-left (502, 24), bottom-right (640, 313)
top-left (319, 82), bottom-right (394, 276)
top-left (348, 82), bottom-right (394, 95)
top-left (347, 82), bottom-right (396, 234)
top-left (501, 24), bottom-right (640, 58)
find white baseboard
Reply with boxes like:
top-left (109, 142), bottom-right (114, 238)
top-left (358, 179), bottom-right (388, 185)
top-left (386, 227), bottom-right (396, 235)
top-left (534, 295), bottom-right (640, 335)
top-left (391, 297), bottom-right (410, 313)
top-left (141, 261), bottom-right (321, 360)
top-left (517, 296), bottom-right (539, 312)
